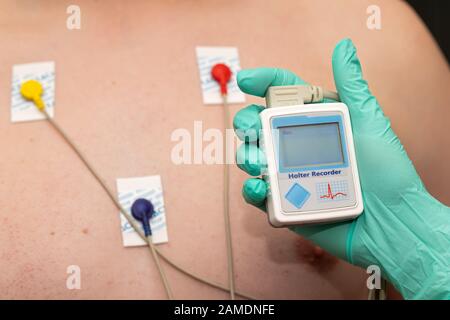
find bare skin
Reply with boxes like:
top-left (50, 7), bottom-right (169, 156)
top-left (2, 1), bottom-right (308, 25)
top-left (0, 0), bottom-right (448, 299)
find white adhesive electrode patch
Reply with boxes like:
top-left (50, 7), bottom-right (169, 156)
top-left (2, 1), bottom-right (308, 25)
top-left (11, 61), bottom-right (55, 122)
top-left (116, 175), bottom-right (169, 246)
top-left (195, 46), bottom-right (245, 105)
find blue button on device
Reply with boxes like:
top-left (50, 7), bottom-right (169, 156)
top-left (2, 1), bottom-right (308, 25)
top-left (285, 183), bottom-right (310, 209)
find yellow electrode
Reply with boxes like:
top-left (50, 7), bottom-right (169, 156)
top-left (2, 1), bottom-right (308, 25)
top-left (20, 80), bottom-right (45, 111)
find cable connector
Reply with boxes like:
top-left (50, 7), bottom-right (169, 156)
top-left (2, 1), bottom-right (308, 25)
top-left (265, 85), bottom-right (339, 108)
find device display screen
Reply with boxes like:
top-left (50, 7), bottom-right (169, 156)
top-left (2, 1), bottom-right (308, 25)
top-left (278, 122), bottom-right (344, 169)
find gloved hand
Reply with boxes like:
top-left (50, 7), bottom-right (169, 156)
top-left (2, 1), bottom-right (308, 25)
top-left (233, 39), bottom-right (450, 300)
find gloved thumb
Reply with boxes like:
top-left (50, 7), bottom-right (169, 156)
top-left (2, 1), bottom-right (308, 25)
top-left (332, 39), bottom-right (391, 136)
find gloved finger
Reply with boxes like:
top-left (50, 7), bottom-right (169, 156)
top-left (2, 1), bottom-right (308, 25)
top-left (233, 104), bottom-right (265, 142)
top-left (290, 221), bottom-right (354, 262)
top-left (236, 143), bottom-right (267, 176)
top-left (332, 39), bottom-right (392, 136)
top-left (237, 68), bottom-right (306, 97)
top-left (242, 178), bottom-right (267, 211)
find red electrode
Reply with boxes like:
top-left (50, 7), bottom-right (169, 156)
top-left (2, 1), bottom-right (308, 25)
top-left (211, 63), bottom-right (232, 95)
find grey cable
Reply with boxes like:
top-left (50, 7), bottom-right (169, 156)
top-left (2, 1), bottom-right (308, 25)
top-left (42, 109), bottom-right (173, 299)
top-left (323, 89), bottom-right (340, 102)
top-left (266, 85), bottom-right (340, 106)
top-left (368, 278), bottom-right (387, 300)
top-left (147, 235), bottom-right (173, 298)
top-left (39, 109), bottom-right (255, 300)
top-left (221, 94), bottom-right (236, 300)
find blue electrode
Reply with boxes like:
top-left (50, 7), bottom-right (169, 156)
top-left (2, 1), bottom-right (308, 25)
top-left (131, 198), bottom-right (154, 236)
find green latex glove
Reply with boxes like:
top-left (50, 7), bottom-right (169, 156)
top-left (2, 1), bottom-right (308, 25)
top-left (234, 39), bottom-right (450, 300)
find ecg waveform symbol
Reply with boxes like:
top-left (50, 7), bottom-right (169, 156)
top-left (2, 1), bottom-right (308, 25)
top-left (316, 181), bottom-right (349, 202)
top-left (320, 183), bottom-right (347, 200)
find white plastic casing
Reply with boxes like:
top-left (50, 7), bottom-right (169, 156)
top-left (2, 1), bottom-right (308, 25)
top-left (259, 103), bottom-right (363, 227)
